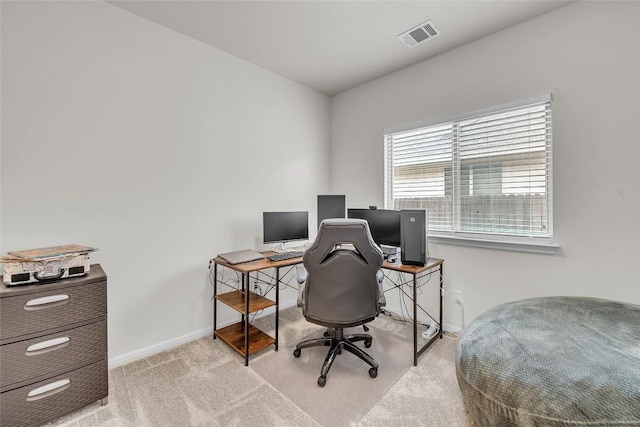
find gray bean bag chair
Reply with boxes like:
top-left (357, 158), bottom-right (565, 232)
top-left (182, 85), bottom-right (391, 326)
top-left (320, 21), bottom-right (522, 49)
top-left (456, 296), bottom-right (640, 426)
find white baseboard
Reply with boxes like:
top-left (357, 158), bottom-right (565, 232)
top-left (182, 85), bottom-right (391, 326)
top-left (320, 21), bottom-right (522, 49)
top-left (108, 326), bottom-right (214, 368)
top-left (108, 299), bottom-right (461, 368)
top-left (108, 298), bottom-right (300, 368)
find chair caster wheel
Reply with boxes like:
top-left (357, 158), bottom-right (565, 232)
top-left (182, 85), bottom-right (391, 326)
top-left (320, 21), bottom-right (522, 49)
top-left (369, 367), bottom-right (378, 378)
top-left (293, 348), bottom-right (301, 358)
top-left (318, 376), bottom-right (326, 387)
top-left (323, 331), bottom-right (331, 338)
top-left (364, 340), bottom-right (372, 348)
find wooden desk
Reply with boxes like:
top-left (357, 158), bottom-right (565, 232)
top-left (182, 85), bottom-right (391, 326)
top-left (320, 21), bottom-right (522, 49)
top-left (382, 258), bottom-right (444, 366)
top-left (212, 252), bottom-right (301, 366)
top-left (213, 253), bottom-right (444, 367)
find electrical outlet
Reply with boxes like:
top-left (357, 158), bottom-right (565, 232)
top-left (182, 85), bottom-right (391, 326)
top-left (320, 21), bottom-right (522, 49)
top-left (454, 290), bottom-right (463, 304)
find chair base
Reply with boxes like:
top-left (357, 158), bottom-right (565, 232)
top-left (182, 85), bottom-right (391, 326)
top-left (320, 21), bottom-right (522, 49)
top-left (293, 328), bottom-right (379, 387)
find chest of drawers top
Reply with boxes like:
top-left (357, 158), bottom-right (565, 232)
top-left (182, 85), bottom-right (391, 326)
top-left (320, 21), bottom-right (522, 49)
top-left (0, 264), bottom-right (105, 297)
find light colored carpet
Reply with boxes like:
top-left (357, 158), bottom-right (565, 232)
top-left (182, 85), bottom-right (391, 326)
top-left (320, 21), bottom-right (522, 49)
top-left (44, 307), bottom-right (470, 427)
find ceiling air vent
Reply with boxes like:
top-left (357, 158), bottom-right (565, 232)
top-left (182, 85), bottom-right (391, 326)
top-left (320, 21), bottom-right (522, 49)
top-left (398, 20), bottom-right (441, 48)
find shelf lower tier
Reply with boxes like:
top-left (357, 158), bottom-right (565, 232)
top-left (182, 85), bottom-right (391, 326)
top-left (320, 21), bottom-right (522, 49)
top-left (215, 322), bottom-right (275, 357)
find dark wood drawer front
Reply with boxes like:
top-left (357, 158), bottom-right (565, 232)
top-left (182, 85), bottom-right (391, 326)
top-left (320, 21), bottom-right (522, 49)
top-left (0, 282), bottom-right (106, 341)
top-left (0, 321), bottom-right (107, 389)
top-left (0, 360), bottom-right (108, 427)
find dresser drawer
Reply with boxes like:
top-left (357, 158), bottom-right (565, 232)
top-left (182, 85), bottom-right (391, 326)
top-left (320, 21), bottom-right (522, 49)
top-left (0, 320), bottom-right (107, 390)
top-left (0, 359), bottom-right (108, 427)
top-left (0, 281), bottom-right (106, 342)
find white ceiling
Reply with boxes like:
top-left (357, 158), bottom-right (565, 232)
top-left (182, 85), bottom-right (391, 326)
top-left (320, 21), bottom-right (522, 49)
top-left (108, 0), bottom-right (574, 96)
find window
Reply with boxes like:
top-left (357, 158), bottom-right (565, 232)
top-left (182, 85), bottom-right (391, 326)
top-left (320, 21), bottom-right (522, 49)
top-left (384, 95), bottom-right (554, 250)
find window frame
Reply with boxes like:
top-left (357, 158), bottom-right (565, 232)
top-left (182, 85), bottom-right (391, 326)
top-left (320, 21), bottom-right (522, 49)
top-left (384, 94), bottom-right (558, 254)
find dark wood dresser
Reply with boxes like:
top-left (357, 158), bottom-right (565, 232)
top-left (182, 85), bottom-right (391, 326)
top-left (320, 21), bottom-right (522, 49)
top-left (0, 264), bottom-right (108, 427)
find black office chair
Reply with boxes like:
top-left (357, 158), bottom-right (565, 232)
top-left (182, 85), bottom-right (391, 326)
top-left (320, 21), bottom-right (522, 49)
top-left (293, 218), bottom-right (384, 387)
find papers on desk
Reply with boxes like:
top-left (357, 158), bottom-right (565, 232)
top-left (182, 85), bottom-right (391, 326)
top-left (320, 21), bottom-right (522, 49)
top-left (218, 249), bottom-right (265, 264)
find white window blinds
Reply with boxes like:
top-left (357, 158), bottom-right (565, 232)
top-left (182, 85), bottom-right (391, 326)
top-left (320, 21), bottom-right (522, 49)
top-left (384, 96), bottom-right (552, 241)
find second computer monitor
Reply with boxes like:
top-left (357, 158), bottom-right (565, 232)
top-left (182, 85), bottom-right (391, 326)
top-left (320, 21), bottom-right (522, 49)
top-left (317, 195), bottom-right (346, 228)
top-left (347, 208), bottom-right (401, 247)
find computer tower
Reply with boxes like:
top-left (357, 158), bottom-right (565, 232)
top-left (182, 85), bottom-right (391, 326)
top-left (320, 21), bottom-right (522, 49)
top-left (400, 209), bottom-right (427, 266)
top-left (317, 195), bottom-right (346, 228)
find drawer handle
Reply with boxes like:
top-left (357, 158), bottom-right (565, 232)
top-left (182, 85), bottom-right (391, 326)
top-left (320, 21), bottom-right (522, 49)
top-left (24, 294), bottom-right (70, 310)
top-left (26, 379), bottom-right (71, 401)
top-left (26, 336), bottom-right (70, 355)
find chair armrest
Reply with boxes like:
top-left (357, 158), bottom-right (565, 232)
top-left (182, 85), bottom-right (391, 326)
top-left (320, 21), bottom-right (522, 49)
top-left (296, 264), bottom-right (307, 307)
top-left (377, 269), bottom-right (386, 307)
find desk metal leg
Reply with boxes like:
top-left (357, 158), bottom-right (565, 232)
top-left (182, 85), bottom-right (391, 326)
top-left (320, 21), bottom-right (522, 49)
top-left (275, 267), bottom-right (280, 351)
top-left (439, 264), bottom-right (444, 339)
top-left (213, 262), bottom-right (218, 340)
top-left (413, 273), bottom-right (418, 366)
top-left (414, 263), bottom-right (445, 364)
top-left (244, 272), bottom-right (249, 367)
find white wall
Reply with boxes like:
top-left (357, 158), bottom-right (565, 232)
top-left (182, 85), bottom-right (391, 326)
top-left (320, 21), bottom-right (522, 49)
top-left (1, 1), bottom-right (331, 360)
top-left (331, 1), bottom-right (640, 329)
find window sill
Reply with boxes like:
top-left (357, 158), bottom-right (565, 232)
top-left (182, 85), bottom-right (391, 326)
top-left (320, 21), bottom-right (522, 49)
top-left (429, 234), bottom-right (559, 255)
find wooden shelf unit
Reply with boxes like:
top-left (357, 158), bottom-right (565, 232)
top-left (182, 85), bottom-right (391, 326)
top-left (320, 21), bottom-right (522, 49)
top-left (212, 253), bottom-right (302, 366)
top-left (215, 290), bottom-right (277, 356)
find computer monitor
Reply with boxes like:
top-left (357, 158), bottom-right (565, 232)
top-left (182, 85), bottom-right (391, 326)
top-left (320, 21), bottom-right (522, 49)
top-left (347, 208), bottom-right (401, 247)
top-left (263, 211), bottom-right (309, 244)
top-left (317, 195), bottom-right (346, 228)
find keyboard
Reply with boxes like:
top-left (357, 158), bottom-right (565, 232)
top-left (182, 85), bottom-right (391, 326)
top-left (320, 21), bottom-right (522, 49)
top-left (267, 251), bottom-right (304, 262)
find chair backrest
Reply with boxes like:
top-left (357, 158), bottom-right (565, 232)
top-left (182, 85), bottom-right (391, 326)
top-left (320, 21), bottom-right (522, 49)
top-left (302, 218), bottom-right (384, 328)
